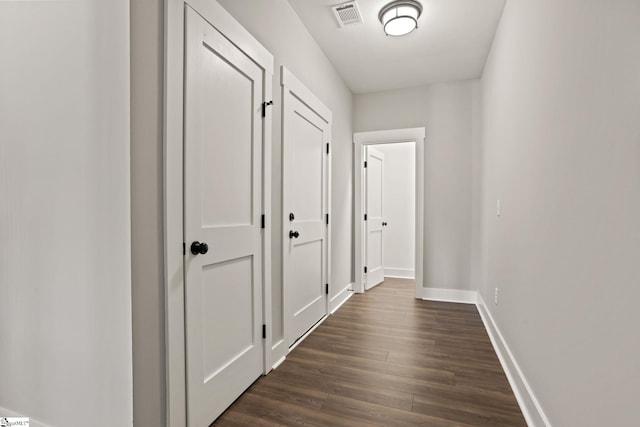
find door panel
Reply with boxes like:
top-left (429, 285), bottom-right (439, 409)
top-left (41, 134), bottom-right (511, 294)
top-left (366, 147), bottom-right (385, 289)
top-left (291, 114), bottom-right (324, 221)
top-left (291, 239), bottom-right (324, 316)
top-left (184, 8), bottom-right (264, 426)
top-left (283, 89), bottom-right (330, 346)
top-left (200, 45), bottom-right (254, 227)
top-left (201, 256), bottom-right (254, 380)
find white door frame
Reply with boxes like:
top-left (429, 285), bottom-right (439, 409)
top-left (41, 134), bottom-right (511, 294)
top-left (353, 127), bottom-right (425, 296)
top-left (164, 1), bottom-right (273, 425)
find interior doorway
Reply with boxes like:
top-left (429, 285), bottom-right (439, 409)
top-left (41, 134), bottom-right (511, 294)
top-left (353, 127), bottom-right (425, 296)
top-left (364, 142), bottom-right (416, 291)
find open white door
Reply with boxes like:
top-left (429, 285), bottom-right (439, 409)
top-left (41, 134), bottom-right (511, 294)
top-left (282, 67), bottom-right (332, 347)
top-left (366, 147), bottom-right (385, 289)
top-left (183, 7), bottom-right (265, 426)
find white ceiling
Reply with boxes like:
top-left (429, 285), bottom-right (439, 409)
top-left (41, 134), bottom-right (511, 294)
top-left (288, 0), bottom-right (506, 94)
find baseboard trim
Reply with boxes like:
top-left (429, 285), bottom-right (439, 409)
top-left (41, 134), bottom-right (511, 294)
top-left (0, 407), bottom-right (50, 427)
top-left (476, 295), bottom-right (551, 427)
top-left (417, 287), bottom-right (478, 304)
top-left (330, 283), bottom-right (354, 314)
top-left (384, 268), bottom-right (415, 279)
top-left (271, 355), bottom-right (286, 370)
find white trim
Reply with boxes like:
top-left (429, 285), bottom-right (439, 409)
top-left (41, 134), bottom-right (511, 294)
top-left (270, 336), bottom-right (287, 375)
top-left (0, 408), bottom-right (50, 427)
top-left (164, 2), bottom-right (274, 425)
top-left (418, 287), bottom-right (478, 304)
top-left (164, 2), bottom-right (186, 425)
top-left (281, 67), bottom-right (332, 124)
top-left (261, 51), bottom-right (274, 376)
top-left (271, 355), bottom-right (286, 370)
top-left (476, 295), bottom-right (552, 427)
top-left (353, 127), bottom-right (425, 298)
top-left (330, 283), bottom-right (355, 314)
top-left (182, 0), bottom-right (273, 75)
top-left (384, 268), bottom-right (415, 279)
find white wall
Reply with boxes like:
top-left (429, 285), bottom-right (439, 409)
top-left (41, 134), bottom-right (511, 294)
top-left (130, 0), bottom-right (165, 425)
top-left (480, 0), bottom-right (640, 425)
top-left (374, 143), bottom-right (415, 278)
top-left (355, 82), bottom-right (476, 291)
top-left (217, 0), bottom-right (354, 342)
top-left (0, 1), bottom-right (132, 427)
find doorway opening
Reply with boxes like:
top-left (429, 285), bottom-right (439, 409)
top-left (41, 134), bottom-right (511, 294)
top-left (364, 141), bottom-right (416, 291)
top-left (353, 127), bottom-right (425, 297)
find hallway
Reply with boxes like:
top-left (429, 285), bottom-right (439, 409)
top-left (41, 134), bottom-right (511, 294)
top-left (214, 278), bottom-right (526, 426)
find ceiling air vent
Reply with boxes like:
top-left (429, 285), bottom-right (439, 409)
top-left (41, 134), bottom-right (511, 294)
top-left (331, 1), bottom-right (363, 27)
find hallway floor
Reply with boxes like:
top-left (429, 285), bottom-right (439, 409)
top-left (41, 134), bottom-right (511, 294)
top-left (214, 278), bottom-right (527, 426)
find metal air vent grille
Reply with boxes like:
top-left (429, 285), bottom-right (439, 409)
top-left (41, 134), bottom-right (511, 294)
top-left (331, 1), bottom-right (363, 27)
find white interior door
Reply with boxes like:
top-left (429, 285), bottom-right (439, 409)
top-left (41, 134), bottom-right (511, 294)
top-left (184, 8), bottom-right (264, 426)
top-left (366, 147), bottom-right (385, 289)
top-left (283, 70), bottom-right (331, 346)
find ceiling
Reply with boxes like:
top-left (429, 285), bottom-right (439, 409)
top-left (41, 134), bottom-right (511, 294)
top-left (288, 0), bottom-right (506, 94)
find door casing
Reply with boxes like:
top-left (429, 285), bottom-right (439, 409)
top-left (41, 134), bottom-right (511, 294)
top-left (353, 128), bottom-right (425, 296)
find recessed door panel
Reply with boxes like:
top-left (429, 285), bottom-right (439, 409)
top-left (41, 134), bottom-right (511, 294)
top-left (201, 256), bottom-right (254, 381)
top-left (290, 239), bottom-right (323, 315)
top-left (200, 49), bottom-right (253, 227)
top-left (291, 113), bottom-right (323, 222)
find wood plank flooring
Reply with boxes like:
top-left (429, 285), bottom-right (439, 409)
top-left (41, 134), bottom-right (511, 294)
top-left (214, 278), bottom-right (527, 426)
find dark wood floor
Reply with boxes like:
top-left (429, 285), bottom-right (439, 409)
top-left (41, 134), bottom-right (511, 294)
top-left (214, 278), bottom-right (527, 426)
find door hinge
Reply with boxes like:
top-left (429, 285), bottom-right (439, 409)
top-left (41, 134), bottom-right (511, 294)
top-left (364, 266), bottom-right (368, 273)
top-left (183, 242), bottom-right (186, 255)
top-left (326, 143), bottom-right (330, 155)
top-left (262, 100), bottom-right (273, 118)
top-left (364, 161), bottom-right (368, 168)
top-left (364, 213), bottom-right (367, 221)
top-left (262, 324), bottom-right (266, 339)
top-left (326, 213), bottom-right (329, 225)
top-left (261, 214), bottom-right (265, 229)
top-left (325, 283), bottom-right (329, 295)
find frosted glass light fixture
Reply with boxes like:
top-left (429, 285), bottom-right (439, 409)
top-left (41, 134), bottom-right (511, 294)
top-left (379, 0), bottom-right (423, 37)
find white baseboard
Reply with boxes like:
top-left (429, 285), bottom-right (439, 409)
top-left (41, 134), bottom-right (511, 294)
top-left (384, 268), bottom-right (415, 279)
top-left (476, 295), bottom-right (551, 427)
top-left (271, 355), bottom-right (286, 370)
top-left (330, 283), bottom-right (354, 314)
top-left (0, 407), bottom-right (50, 427)
top-left (417, 287), bottom-right (478, 304)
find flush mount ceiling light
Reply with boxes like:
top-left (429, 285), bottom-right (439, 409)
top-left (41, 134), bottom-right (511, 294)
top-left (378, 0), bottom-right (423, 37)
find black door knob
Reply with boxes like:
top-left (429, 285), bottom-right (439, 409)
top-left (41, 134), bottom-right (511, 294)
top-left (190, 241), bottom-right (209, 255)
top-left (289, 230), bottom-right (299, 239)
top-left (382, 222), bottom-right (388, 226)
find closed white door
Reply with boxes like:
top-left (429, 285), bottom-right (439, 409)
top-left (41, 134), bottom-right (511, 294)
top-left (283, 70), bottom-right (331, 346)
top-left (366, 147), bottom-right (385, 289)
top-left (184, 8), bottom-right (264, 426)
